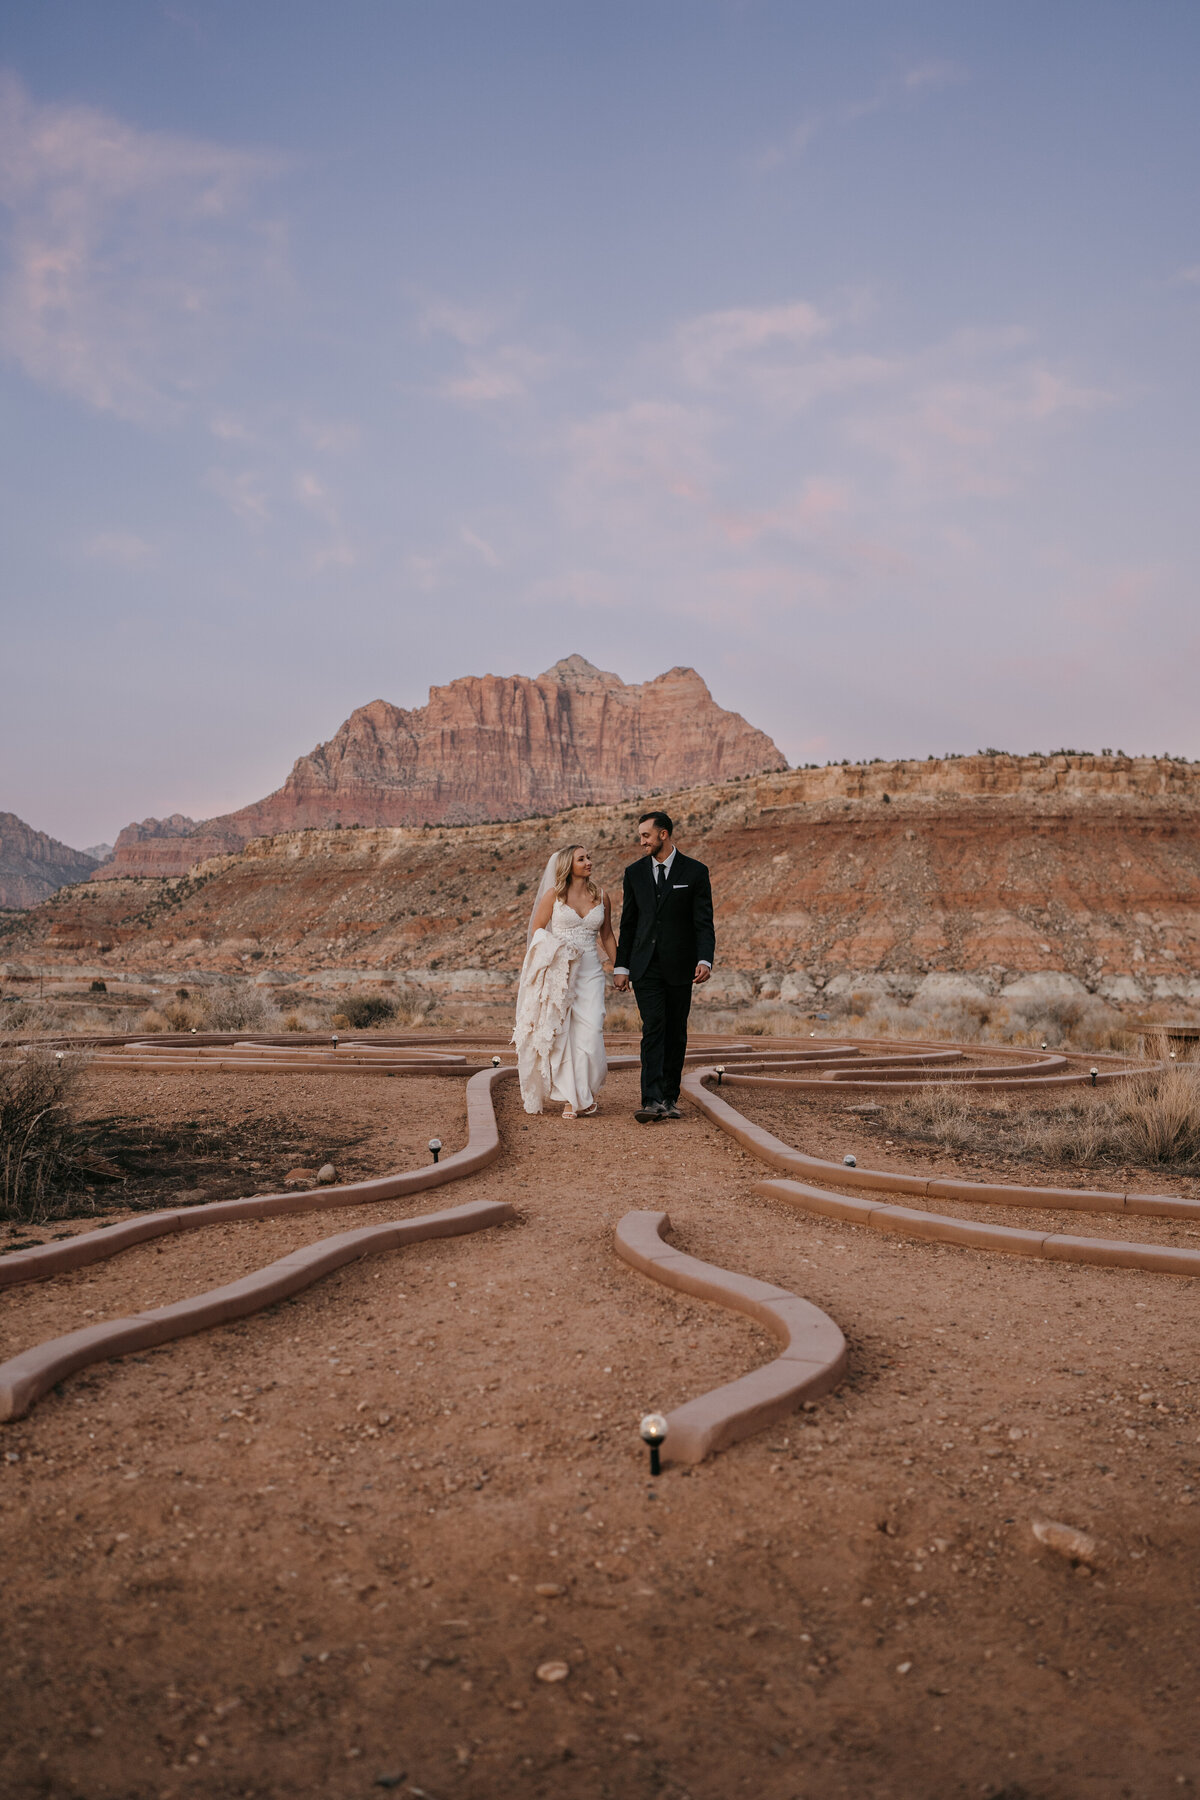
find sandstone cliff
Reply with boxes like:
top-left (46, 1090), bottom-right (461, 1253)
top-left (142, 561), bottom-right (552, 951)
top-left (9, 753), bottom-right (1200, 1008)
top-left (92, 658), bottom-right (787, 881)
top-left (0, 814), bottom-right (98, 909)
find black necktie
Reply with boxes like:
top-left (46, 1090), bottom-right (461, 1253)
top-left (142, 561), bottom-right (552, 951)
top-left (655, 861), bottom-right (667, 902)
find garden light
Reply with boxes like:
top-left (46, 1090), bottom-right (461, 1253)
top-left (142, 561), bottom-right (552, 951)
top-left (1090, 1067), bottom-right (1098, 1087)
top-left (843, 1154), bottom-right (857, 1168)
top-left (492, 1055), bottom-right (501, 1067)
top-left (639, 1412), bottom-right (668, 1478)
top-left (715, 1064), bottom-right (725, 1084)
top-left (331, 1033), bottom-right (339, 1050)
top-left (428, 1137), bottom-right (442, 1164)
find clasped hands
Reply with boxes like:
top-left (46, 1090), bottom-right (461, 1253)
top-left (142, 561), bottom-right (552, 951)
top-left (611, 965), bottom-right (709, 991)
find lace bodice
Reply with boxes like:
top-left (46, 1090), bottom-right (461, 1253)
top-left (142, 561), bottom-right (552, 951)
top-left (550, 897), bottom-right (604, 952)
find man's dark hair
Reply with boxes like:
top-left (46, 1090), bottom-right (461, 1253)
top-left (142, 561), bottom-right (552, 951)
top-left (639, 810), bottom-right (673, 835)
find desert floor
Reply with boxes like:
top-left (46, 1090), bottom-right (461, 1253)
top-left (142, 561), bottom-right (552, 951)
top-left (2, 1050), bottom-right (1199, 1800)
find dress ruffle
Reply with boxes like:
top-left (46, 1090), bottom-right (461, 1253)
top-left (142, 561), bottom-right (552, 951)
top-left (512, 927), bottom-right (583, 1113)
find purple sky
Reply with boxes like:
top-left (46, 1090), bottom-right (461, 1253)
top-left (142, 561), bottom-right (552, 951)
top-left (3, 3), bottom-right (1199, 849)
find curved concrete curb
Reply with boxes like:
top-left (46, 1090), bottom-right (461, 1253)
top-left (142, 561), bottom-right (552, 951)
top-left (614, 1210), bottom-right (847, 1464)
top-left (0, 1065), bottom-right (519, 1290)
top-left (0, 1198), bottom-right (515, 1422)
top-left (753, 1177), bottom-right (1200, 1277)
top-left (682, 1068), bottom-right (1199, 1220)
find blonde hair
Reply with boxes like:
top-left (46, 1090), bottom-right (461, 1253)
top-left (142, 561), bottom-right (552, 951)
top-left (553, 844), bottom-right (601, 906)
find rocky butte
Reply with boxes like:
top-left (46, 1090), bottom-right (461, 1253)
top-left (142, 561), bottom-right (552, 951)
top-left (93, 657), bottom-right (787, 880)
top-left (0, 814), bottom-right (99, 910)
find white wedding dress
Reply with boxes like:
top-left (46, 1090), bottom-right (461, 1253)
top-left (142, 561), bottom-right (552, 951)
top-left (513, 897), bottom-right (608, 1114)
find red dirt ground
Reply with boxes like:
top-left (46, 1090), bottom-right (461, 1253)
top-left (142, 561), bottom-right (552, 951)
top-left (2, 1057), bottom-right (1199, 1800)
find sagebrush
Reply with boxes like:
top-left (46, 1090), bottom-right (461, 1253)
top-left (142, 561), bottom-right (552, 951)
top-left (0, 1042), bottom-right (90, 1224)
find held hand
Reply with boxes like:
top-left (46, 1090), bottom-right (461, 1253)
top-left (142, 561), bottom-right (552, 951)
top-left (613, 971), bottom-right (630, 992)
top-left (693, 963), bottom-right (711, 985)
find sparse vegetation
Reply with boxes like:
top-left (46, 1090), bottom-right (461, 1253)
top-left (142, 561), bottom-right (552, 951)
top-left (882, 1054), bottom-right (1200, 1169)
top-left (0, 1041), bottom-right (90, 1224)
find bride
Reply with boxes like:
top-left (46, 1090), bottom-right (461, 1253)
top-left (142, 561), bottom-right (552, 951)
top-left (513, 843), bottom-right (617, 1117)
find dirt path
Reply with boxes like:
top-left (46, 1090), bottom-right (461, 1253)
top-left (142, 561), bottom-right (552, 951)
top-left (2, 1061), bottom-right (1198, 1799)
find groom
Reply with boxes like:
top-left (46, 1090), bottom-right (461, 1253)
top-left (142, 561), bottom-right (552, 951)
top-left (613, 810), bottom-right (715, 1122)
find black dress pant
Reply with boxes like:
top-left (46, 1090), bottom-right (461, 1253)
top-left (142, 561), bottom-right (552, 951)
top-left (633, 952), bottom-right (693, 1105)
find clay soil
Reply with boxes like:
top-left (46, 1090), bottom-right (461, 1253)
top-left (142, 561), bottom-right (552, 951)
top-left (2, 1058), bottom-right (1199, 1800)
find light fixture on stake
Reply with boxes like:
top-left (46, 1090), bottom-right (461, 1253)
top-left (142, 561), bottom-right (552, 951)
top-left (1040, 1040), bottom-right (1048, 1051)
top-left (639, 1413), bottom-right (668, 1477)
top-left (428, 1137), bottom-right (442, 1165)
top-left (1089, 1067), bottom-right (1098, 1087)
top-left (715, 1064), bottom-right (725, 1085)
top-left (843, 1153), bottom-right (857, 1168)
top-left (55, 1051), bottom-right (64, 1065)
top-left (491, 1055), bottom-right (501, 1068)
top-left (331, 1032), bottom-right (339, 1051)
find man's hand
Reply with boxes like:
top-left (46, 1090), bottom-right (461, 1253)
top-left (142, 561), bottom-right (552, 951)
top-left (613, 971), bottom-right (630, 992)
top-left (693, 963), bottom-right (711, 985)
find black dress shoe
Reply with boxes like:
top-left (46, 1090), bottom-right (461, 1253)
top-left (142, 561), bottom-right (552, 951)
top-left (661, 1102), bottom-right (681, 1120)
top-left (635, 1101), bottom-right (667, 1123)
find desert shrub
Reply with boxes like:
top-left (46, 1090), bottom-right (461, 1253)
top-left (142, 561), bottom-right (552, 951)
top-left (0, 1042), bottom-right (89, 1224)
top-left (161, 997), bottom-right (207, 1030)
top-left (200, 984), bottom-right (281, 1033)
top-left (390, 988), bottom-right (436, 1027)
top-left (1114, 1063), bottom-right (1200, 1164)
top-left (137, 1008), bottom-right (169, 1032)
top-left (604, 1001), bottom-right (642, 1034)
top-left (340, 993), bottom-right (396, 1030)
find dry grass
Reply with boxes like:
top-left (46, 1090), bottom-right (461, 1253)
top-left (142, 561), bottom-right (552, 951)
top-left (823, 987), bottom-right (1134, 1054)
top-left (0, 1041), bottom-right (91, 1224)
top-left (884, 1058), bottom-right (1200, 1169)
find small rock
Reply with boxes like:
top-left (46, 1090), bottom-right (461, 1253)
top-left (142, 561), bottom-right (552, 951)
top-left (1031, 1516), bottom-right (1103, 1568)
top-left (373, 1777), bottom-right (405, 1792)
top-left (895, 1661), bottom-right (912, 1675)
top-left (536, 1660), bottom-right (570, 1683)
top-left (534, 1583), bottom-right (566, 1598)
top-left (316, 1163), bottom-right (337, 1185)
top-left (284, 1168), bottom-right (317, 1188)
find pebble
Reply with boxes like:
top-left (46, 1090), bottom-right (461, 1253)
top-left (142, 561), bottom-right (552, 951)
top-left (534, 1583), bottom-right (566, 1598)
top-left (317, 1163), bottom-right (337, 1185)
top-left (1031, 1517), bottom-right (1103, 1568)
top-left (284, 1168), bottom-right (317, 1188)
top-left (536, 1660), bottom-right (570, 1683)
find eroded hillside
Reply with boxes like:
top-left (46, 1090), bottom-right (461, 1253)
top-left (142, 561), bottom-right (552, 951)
top-left (5, 754), bottom-right (1200, 1008)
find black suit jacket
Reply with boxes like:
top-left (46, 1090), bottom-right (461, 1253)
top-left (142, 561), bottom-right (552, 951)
top-left (615, 851), bottom-right (716, 985)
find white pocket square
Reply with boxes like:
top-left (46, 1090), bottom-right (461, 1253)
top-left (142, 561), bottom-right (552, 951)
top-left (672, 883), bottom-right (688, 888)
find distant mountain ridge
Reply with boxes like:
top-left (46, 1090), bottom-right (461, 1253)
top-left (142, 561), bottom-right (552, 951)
top-left (93, 657), bottom-right (788, 880)
top-left (0, 813), bottom-right (97, 909)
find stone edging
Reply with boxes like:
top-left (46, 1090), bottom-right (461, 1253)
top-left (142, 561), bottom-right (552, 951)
top-left (752, 1177), bottom-right (1200, 1276)
top-left (0, 1066), bottom-right (520, 1290)
top-left (0, 1198), bottom-right (515, 1422)
top-left (682, 1068), bottom-right (1199, 1219)
top-left (614, 1209), bottom-right (847, 1464)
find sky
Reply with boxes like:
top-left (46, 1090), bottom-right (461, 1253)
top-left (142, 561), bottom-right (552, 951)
top-left (3, 1), bottom-right (1199, 849)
